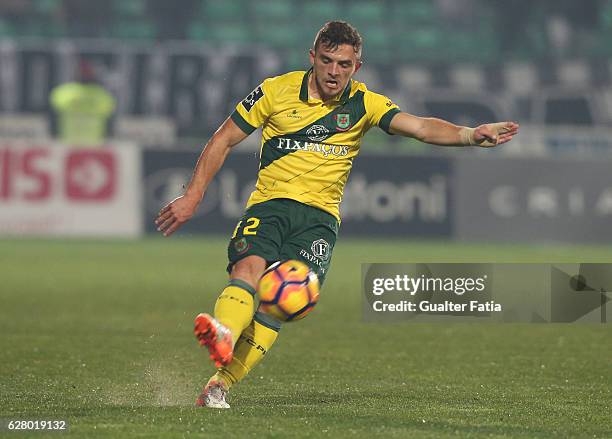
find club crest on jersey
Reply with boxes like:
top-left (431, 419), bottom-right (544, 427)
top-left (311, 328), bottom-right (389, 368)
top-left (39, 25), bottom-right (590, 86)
top-left (334, 113), bottom-right (351, 131)
top-left (306, 125), bottom-right (330, 142)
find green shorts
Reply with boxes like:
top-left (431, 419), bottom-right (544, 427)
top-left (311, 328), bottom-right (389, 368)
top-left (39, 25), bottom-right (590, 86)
top-left (227, 198), bottom-right (339, 285)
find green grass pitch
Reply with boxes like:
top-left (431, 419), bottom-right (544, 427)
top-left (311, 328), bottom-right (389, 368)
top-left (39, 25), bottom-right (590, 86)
top-left (1, 237), bottom-right (611, 438)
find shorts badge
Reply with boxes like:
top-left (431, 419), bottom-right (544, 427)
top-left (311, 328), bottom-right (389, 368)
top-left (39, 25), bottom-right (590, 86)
top-left (234, 237), bottom-right (249, 254)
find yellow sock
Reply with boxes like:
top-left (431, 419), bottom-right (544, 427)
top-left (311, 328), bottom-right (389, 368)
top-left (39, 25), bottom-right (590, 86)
top-left (213, 280), bottom-right (256, 346)
top-left (212, 312), bottom-right (280, 389)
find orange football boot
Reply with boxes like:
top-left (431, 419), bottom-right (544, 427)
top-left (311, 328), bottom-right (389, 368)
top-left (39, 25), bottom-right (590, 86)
top-left (194, 313), bottom-right (233, 368)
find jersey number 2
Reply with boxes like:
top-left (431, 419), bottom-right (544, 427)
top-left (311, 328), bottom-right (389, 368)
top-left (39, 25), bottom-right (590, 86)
top-left (232, 217), bottom-right (260, 238)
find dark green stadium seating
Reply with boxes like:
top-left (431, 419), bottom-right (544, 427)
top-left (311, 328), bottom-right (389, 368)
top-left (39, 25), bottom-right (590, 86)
top-left (189, 22), bottom-right (252, 44)
top-left (395, 27), bottom-right (444, 61)
top-left (112, 0), bottom-right (147, 18)
top-left (301, 1), bottom-right (343, 27)
top-left (361, 26), bottom-right (391, 64)
top-left (199, 0), bottom-right (246, 21)
top-left (345, 1), bottom-right (385, 29)
top-left (392, 0), bottom-right (436, 24)
top-left (33, 0), bottom-right (62, 15)
top-left (4, 0), bottom-right (609, 62)
top-left (0, 19), bottom-right (16, 38)
top-left (112, 20), bottom-right (156, 40)
top-left (251, 0), bottom-right (294, 22)
top-left (255, 23), bottom-right (300, 49)
top-left (601, 2), bottom-right (612, 30)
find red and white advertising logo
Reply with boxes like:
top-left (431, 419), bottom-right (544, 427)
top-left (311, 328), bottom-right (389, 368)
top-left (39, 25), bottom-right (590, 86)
top-left (65, 151), bottom-right (116, 201)
top-left (0, 147), bottom-right (116, 202)
top-left (0, 143), bottom-right (140, 237)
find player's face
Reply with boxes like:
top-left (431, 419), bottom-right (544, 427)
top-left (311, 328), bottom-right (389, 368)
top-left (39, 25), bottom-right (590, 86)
top-left (309, 44), bottom-right (362, 101)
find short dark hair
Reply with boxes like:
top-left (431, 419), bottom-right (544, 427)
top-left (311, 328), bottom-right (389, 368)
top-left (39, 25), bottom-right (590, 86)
top-left (313, 21), bottom-right (362, 58)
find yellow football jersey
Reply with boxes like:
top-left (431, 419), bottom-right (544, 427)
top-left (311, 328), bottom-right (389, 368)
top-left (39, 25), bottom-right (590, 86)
top-left (231, 69), bottom-right (401, 221)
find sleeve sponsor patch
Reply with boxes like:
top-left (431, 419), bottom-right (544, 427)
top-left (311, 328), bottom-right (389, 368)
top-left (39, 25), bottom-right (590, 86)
top-left (241, 85), bottom-right (264, 112)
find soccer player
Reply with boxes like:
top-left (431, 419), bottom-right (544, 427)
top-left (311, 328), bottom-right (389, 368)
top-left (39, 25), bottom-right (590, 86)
top-left (155, 21), bottom-right (519, 408)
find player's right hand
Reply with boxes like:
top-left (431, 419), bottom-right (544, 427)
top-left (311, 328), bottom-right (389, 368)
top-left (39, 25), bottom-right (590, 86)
top-left (155, 195), bottom-right (199, 237)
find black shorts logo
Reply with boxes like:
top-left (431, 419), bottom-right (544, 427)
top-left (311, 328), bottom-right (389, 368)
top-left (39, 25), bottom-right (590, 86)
top-left (241, 85), bottom-right (264, 112)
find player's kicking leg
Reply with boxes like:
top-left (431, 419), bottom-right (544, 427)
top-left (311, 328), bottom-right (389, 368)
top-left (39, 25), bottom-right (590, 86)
top-left (194, 256), bottom-right (266, 408)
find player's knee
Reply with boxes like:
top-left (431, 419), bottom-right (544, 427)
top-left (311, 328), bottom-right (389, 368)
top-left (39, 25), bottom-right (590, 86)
top-left (230, 255), bottom-right (267, 288)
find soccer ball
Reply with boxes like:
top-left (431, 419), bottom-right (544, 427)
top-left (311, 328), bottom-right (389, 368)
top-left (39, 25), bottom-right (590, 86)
top-left (257, 260), bottom-right (320, 322)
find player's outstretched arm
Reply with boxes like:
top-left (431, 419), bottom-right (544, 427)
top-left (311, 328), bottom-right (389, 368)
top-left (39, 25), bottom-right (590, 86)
top-left (155, 117), bottom-right (248, 237)
top-left (388, 112), bottom-right (519, 147)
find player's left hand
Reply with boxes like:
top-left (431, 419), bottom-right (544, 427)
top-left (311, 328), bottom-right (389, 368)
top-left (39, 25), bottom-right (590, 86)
top-left (474, 122), bottom-right (519, 147)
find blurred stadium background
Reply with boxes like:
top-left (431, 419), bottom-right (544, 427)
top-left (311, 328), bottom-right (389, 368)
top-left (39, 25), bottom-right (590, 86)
top-left (1, 0), bottom-right (612, 242)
